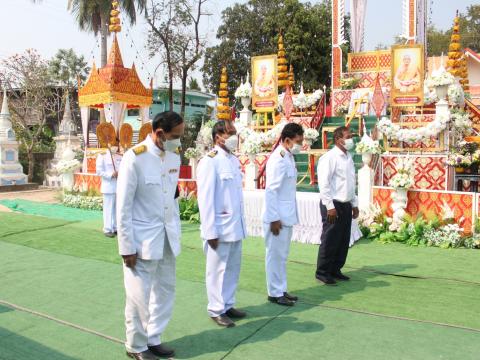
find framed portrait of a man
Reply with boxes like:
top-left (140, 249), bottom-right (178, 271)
top-left (251, 55), bottom-right (278, 111)
top-left (391, 44), bottom-right (424, 107)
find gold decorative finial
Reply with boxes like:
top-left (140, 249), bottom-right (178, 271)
top-left (277, 33), bottom-right (289, 90)
top-left (447, 13), bottom-right (469, 91)
top-left (109, 1), bottom-right (122, 33)
top-left (217, 67), bottom-right (230, 120)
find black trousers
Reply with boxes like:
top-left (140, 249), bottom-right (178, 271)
top-left (316, 200), bottom-right (352, 277)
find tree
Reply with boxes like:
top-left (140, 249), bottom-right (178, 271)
top-left (457, 5), bottom-right (480, 52)
top-left (48, 49), bottom-right (90, 89)
top-left (426, 6), bottom-right (480, 56)
top-left (48, 49), bottom-right (90, 129)
top-left (188, 77), bottom-right (201, 91)
top-left (201, 0), bottom-right (336, 98)
top-left (1, 50), bottom-right (57, 182)
top-left (146, 0), bottom-right (208, 118)
top-left (32, 0), bottom-right (146, 67)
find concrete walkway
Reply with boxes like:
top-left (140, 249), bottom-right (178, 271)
top-left (0, 188), bottom-right (60, 212)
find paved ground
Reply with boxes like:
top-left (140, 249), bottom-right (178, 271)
top-left (0, 189), bottom-right (60, 212)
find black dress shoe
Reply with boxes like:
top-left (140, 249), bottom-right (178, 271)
top-left (148, 344), bottom-right (175, 358)
top-left (315, 275), bottom-right (337, 285)
top-left (226, 308), bottom-right (246, 318)
top-left (104, 232), bottom-right (115, 238)
top-left (268, 295), bottom-right (295, 306)
top-left (211, 314), bottom-right (235, 327)
top-left (126, 350), bottom-right (158, 360)
top-left (283, 292), bottom-right (298, 302)
top-left (332, 272), bottom-right (350, 281)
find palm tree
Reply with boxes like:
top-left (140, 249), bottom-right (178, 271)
top-left (32, 0), bottom-right (146, 67)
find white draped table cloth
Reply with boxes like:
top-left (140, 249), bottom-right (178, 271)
top-left (243, 190), bottom-right (362, 246)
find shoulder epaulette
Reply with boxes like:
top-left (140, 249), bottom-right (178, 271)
top-left (174, 147), bottom-right (181, 155)
top-left (208, 150), bottom-right (218, 158)
top-left (133, 145), bottom-right (147, 156)
top-left (280, 150), bottom-right (286, 158)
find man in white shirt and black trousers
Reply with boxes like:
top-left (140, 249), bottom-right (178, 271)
top-left (316, 126), bottom-right (359, 285)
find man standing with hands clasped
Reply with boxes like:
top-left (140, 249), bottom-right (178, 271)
top-left (117, 112), bottom-right (184, 360)
top-left (197, 120), bottom-right (247, 328)
top-left (96, 140), bottom-right (122, 238)
top-left (316, 126), bottom-right (359, 286)
top-left (263, 123), bottom-right (304, 306)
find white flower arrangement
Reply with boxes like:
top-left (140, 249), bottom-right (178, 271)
top-left (358, 203), bottom-right (383, 228)
top-left (440, 202), bottom-right (455, 222)
top-left (427, 67), bottom-right (455, 88)
top-left (184, 147), bottom-right (201, 160)
top-left (63, 193), bottom-right (103, 211)
top-left (235, 82), bottom-right (252, 98)
top-left (389, 157), bottom-right (415, 189)
top-left (424, 223), bottom-right (463, 248)
top-left (378, 113), bottom-right (450, 145)
top-left (426, 69), bottom-right (455, 87)
top-left (197, 120), bottom-right (216, 148)
top-left (448, 82), bottom-right (464, 105)
top-left (355, 138), bottom-right (382, 154)
top-left (293, 89), bottom-right (323, 109)
top-left (303, 128), bottom-right (319, 142)
top-left (242, 133), bottom-right (264, 155)
top-left (55, 159), bottom-right (81, 174)
top-left (423, 84), bottom-right (438, 105)
top-left (451, 111), bottom-right (472, 137)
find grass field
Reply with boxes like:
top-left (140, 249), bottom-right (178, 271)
top-left (0, 200), bottom-right (479, 359)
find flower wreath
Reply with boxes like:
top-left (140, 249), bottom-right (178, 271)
top-left (377, 113), bottom-right (450, 145)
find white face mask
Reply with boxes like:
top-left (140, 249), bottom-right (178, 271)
top-left (291, 143), bottom-right (302, 155)
top-left (110, 146), bottom-right (118, 153)
top-left (224, 135), bottom-right (238, 152)
top-left (343, 138), bottom-right (354, 151)
top-left (164, 138), bottom-right (181, 153)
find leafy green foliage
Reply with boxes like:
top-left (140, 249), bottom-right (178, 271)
top-left (48, 49), bottom-right (89, 88)
top-left (202, 0), bottom-right (349, 96)
top-left (179, 197), bottom-right (200, 224)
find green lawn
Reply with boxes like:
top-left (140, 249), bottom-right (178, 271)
top-left (0, 202), bottom-right (479, 359)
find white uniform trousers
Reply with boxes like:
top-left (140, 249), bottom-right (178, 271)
top-left (123, 240), bottom-right (176, 353)
top-left (264, 225), bottom-right (293, 298)
top-left (102, 193), bottom-right (117, 233)
top-left (205, 240), bottom-right (242, 317)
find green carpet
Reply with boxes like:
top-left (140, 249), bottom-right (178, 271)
top-left (0, 199), bottom-right (102, 221)
top-left (1, 204), bottom-right (480, 359)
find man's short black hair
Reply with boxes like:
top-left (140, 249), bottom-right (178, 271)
top-left (212, 120), bottom-right (228, 142)
top-left (152, 111), bottom-right (184, 132)
top-left (281, 122), bottom-right (304, 141)
top-left (334, 126), bottom-right (349, 141)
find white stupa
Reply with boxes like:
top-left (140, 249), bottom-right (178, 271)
top-left (45, 93), bottom-right (81, 187)
top-left (0, 89), bottom-right (28, 186)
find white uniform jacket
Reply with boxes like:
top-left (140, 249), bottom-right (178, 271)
top-left (116, 135), bottom-right (181, 260)
top-left (197, 145), bottom-right (247, 242)
top-left (262, 144), bottom-right (299, 226)
top-left (96, 151), bottom-right (123, 194)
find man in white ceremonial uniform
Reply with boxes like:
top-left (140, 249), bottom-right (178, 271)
top-left (96, 144), bottom-right (123, 237)
top-left (117, 112), bottom-right (184, 360)
top-left (197, 120), bottom-right (247, 328)
top-left (316, 126), bottom-right (359, 286)
top-left (263, 123), bottom-right (304, 307)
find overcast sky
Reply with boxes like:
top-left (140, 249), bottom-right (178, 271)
top-left (1, 0), bottom-right (473, 89)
